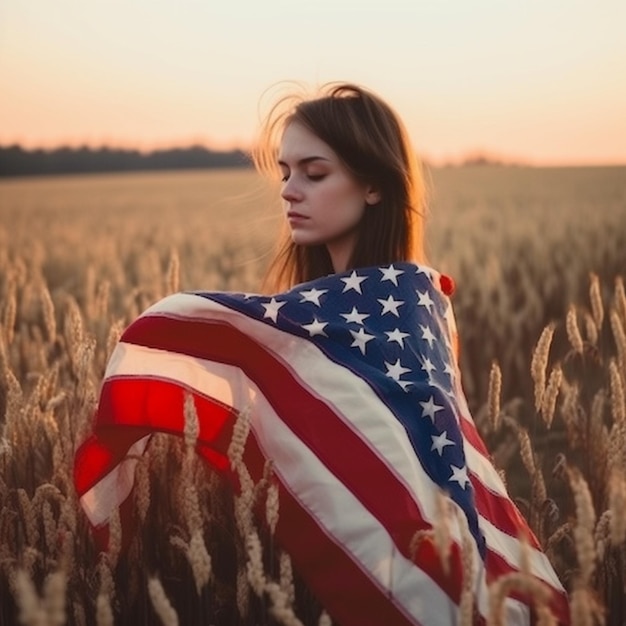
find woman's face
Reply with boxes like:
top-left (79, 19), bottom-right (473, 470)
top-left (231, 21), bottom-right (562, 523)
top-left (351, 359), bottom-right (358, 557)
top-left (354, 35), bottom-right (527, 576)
top-left (278, 121), bottom-right (379, 273)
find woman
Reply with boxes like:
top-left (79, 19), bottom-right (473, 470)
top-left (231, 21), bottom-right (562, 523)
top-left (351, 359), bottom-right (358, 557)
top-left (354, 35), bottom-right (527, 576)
top-left (74, 83), bottom-right (569, 625)
top-left (253, 82), bottom-right (426, 290)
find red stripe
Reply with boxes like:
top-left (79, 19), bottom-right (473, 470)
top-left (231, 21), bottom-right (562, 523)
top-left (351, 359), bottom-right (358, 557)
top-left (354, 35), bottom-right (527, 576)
top-left (74, 378), bottom-right (235, 495)
top-left (74, 427), bottom-right (152, 496)
top-left (485, 551), bottom-right (570, 624)
top-left (123, 314), bottom-right (465, 601)
top-left (458, 411), bottom-right (491, 457)
top-left (460, 415), bottom-right (543, 551)
top-left (469, 471), bottom-right (542, 551)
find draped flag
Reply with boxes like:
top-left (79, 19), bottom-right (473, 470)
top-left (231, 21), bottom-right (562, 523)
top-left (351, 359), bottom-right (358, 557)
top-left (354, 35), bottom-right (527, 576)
top-left (73, 262), bottom-right (570, 625)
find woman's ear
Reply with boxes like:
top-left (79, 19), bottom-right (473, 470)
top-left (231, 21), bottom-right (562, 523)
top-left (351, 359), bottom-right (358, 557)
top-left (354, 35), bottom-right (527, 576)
top-left (365, 186), bottom-right (381, 206)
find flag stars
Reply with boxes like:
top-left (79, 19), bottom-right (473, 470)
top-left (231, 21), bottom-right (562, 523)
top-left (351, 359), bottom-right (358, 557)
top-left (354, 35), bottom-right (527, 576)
top-left (420, 324), bottom-right (437, 349)
top-left (420, 357), bottom-right (437, 376)
top-left (431, 431), bottom-right (455, 456)
top-left (416, 290), bottom-right (435, 313)
top-left (384, 358), bottom-right (411, 382)
top-left (262, 298), bottom-right (286, 323)
top-left (349, 327), bottom-right (375, 355)
top-left (420, 395), bottom-right (444, 423)
top-left (302, 318), bottom-right (328, 337)
top-left (379, 264), bottom-right (404, 286)
top-left (385, 328), bottom-right (410, 348)
top-left (378, 295), bottom-right (404, 317)
top-left (449, 464), bottom-right (470, 489)
top-left (341, 306), bottom-right (370, 325)
top-left (299, 288), bottom-right (328, 306)
top-left (341, 271), bottom-right (367, 294)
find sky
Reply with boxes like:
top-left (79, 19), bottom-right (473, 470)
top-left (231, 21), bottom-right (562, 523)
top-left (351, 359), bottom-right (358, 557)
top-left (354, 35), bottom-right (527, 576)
top-left (1, 0), bottom-right (625, 166)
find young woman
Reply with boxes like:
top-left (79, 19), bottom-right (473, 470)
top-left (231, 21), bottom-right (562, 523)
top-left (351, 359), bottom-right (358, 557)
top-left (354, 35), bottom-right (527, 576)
top-left (253, 82), bottom-right (426, 291)
top-left (74, 83), bottom-right (569, 625)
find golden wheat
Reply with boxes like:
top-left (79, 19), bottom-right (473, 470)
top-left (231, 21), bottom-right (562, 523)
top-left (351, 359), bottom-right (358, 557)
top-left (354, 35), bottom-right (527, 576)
top-left (2, 166), bottom-right (626, 623)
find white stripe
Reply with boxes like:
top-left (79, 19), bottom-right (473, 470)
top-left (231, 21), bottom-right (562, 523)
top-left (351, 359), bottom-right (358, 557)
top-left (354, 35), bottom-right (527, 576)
top-left (477, 514), bottom-right (564, 590)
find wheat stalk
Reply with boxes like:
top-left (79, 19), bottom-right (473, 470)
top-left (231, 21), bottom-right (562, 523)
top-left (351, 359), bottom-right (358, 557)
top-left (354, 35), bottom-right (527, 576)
top-left (589, 272), bottom-right (604, 330)
top-left (541, 365), bottom-right (562, 429)
top-left (609, 469), bottom-right (626, 546)
top-left (567, 467), bottom-right (597, 584)
top-left (488, 361), bottom-right (502, 432)
top-left (148, 577), bottom-right (180, 626)
top-left (531, 324), bottom-right (555, 411)
top-left (566, 305), bottom-right (584, 354)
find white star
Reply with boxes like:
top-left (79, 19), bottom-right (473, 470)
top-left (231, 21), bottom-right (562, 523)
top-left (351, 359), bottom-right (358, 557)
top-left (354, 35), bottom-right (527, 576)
top-left (449, 464), bottom-right (470, 489)
top-left (420, 324), bottom-right (437, 349)
top-left (431, 431), bottom-right (455, 456)
top-left (379, 264), bottom-right (404, 286)
top-left (415, 265), bottom-right (432, 280)
top-left (421, 357), bottom-right (437, 375)
top-left (443, 362), bottom-right (455, 379)
top-left (341, 271), bottom-right (367, 294)
top-left (384, 358), bottom-right (411, 381)
top-left (420, 395), bottom-right (444, 422)
top-left (302, 318), bottom-right (328, 337)
top-left (416, 289), bottom-right (435, 313)
top-left (397, 380), bottom-right (412, 391)
top-left (349, 327), bottom-right (375, 355)
top-left (299, 288), bottom-right (328, 306)
top-left (385, 328), bottom-right (410, 348)
top-left (341, 306), bottom-right (370, 325)
top-left (378, 295), bottom-right (404, 317)
top-left (262, 298), bottom-right (286, 323)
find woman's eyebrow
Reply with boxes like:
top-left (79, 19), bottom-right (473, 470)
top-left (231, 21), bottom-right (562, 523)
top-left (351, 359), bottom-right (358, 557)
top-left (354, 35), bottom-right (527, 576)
top-left (277, 156), bottom-right (330, 167)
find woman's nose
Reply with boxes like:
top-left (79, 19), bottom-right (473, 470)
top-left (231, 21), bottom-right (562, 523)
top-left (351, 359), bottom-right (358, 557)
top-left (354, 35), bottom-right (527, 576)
top-left (281, 178), bottom-right (302, 202)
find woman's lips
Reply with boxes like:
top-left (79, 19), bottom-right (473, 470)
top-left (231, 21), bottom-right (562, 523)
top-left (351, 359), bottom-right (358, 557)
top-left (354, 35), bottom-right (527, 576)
top-left (287, 211), bottom-right (309, 221)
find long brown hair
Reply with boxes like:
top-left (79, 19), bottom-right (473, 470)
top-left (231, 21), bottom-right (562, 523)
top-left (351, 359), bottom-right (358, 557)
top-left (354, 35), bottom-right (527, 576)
top-left (252, 82), bottom-right (428, 292)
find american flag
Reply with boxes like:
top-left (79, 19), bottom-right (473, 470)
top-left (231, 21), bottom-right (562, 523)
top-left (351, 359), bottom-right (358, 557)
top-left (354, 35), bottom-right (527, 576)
top-left (74, 262), bottom-right (569, 625)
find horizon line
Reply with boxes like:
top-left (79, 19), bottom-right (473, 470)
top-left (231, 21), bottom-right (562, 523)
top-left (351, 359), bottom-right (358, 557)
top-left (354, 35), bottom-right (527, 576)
top-left (1, 141), bottom-right (625, 169)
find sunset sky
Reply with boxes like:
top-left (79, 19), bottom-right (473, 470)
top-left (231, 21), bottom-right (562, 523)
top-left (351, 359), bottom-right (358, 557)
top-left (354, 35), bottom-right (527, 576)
top-left (1, 0), bottom-right (625, 165)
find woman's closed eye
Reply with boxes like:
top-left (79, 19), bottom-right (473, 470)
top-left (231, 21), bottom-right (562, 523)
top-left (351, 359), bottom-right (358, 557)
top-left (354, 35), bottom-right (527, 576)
top-left (281, 172), bottom-right (326, 183)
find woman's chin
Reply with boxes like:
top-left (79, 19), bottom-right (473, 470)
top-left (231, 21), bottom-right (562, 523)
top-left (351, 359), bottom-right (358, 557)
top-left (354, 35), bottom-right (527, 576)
top-left (290, 233), bottom-right (320, 247)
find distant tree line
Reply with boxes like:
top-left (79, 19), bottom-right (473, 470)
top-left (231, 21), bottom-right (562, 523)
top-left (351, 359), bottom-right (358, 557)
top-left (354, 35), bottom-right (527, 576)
top-left (0, 145), bottom-right (253, 177)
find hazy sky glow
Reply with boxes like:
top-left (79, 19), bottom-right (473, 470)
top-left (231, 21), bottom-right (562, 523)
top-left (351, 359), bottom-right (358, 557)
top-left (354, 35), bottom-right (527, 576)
top-left (1, 0), bottom-right (625, 165)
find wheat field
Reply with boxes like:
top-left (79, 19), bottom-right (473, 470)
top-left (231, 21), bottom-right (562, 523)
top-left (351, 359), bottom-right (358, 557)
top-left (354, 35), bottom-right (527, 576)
top-left (0, 165), bottom-right (625, 625)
